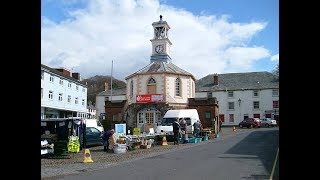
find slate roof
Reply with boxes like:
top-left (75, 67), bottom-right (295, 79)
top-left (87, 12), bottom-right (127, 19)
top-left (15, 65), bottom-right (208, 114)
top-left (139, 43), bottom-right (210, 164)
top-left (196, 71), bottom-right (279, 92)
top-left (41, 64), bottom-right (86, 86)
top-left (97, 88), bottom-right (127, 96)
top-left (125, 61), bottom-right (195, 80)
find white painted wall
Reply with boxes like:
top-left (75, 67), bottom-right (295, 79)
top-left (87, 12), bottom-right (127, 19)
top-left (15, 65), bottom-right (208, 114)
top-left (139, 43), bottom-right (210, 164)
top-left (196, 88), bottom-right (279, 126)
top-left (41, 69), bottom-right (87, 115)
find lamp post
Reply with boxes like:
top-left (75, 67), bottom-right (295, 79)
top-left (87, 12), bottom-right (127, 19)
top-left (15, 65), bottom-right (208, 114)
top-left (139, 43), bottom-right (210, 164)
top-left (238, 98), bottom-right (242, 121)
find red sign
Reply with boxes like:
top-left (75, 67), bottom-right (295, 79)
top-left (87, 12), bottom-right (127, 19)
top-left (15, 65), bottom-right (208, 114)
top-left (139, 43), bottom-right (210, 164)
top-left (136, 94), bottom-right (164, 103)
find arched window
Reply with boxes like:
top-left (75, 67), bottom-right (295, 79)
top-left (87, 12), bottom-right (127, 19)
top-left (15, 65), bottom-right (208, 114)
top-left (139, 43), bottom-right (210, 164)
top-left (130, 80), bottom-right (133, 98)
top-left (175, 78), bottom-right (181, 96)
top-left (147, 77), bottom-right (156, 94)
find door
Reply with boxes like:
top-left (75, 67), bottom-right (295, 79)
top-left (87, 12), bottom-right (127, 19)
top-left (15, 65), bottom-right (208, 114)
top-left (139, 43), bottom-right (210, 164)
top-left (219, 114), bottom-right (225, 122)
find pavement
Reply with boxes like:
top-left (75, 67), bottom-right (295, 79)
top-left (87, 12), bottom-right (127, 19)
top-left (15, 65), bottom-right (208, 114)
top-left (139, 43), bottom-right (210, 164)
top-left (41, 126), bottom-right (243, 179)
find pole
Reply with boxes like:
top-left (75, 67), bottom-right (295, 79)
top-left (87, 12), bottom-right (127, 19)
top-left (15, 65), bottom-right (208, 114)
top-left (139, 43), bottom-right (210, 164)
top-left (110, 60), bottom-right (113, 101)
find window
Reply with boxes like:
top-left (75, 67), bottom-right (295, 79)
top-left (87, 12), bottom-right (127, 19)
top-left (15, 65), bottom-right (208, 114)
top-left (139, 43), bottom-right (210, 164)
top-left (50, 76), bottom-right (54, 82)
top-left (49, 91), bottom-right (53, 99)
top-left (75, 97), bottom-right (78, 104)
top-left (272, 89), bottom-right (279, 96)
top-left (41, 88), bottom-right (43, 98)
top-left (130, 80), bottom-right (133, 98)
top-left (68, 95), bottom-right (71, 103)
top-left (205, 112), bottom-right (211, 119)
top-left (147, 77), bottom-right (157, 94)
top-left (145, 112), bottom-right (154, 124)
top-left (253, 90), bottom-right (259, 97)
top-left (253, 101), bottom-right (260, 109)
top-left (228, 102), bottom-right (235, 110)
top-left (82, 99), bottom-right (85, 106)
top-left (273, 101), bottom-right (279, 108)
top-left (229, 114), bottom-right (234, 123)
top-left (76, 85), bottom-right (79, 90)
top-left (175, 78), bottom-right (181, 96)
top-left (208, 92), bottom-right (212, 98)
top-left (138, 112), bottom-right (144, 123)
top-left (228, 91), bottom-right (234, 98)
top-left (58, 93), bottom-right (63, 101)
top-left (68, 82), bottom-right (71, 88)
top-left (148, 78), bottom-right (156, 84)
top-left (59, 79), bottom-right (63, 85)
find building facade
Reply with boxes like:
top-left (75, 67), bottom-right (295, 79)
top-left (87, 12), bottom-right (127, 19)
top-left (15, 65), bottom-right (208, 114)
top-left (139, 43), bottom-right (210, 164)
top-left (41, 64), bottom-right (87, 119)
top-left (99, 16), bottom-right (219, 132)
top-left (195, 72), bottom-right (279, 126)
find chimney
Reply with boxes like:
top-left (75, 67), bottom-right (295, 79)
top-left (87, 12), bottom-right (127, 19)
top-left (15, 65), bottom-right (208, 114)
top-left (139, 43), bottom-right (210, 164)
top-left (104, 82), bottom-right (108, 91)
top-left (213, 73), bottom-right (219, 85)
top-left (55, 68), bottom-right (71, 76)
top-left (72, 72), bottom-right (80, 81)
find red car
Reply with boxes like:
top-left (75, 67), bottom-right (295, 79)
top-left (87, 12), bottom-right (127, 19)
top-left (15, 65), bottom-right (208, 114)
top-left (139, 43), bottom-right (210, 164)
top-left (239, 118), bottom-right (261, 128)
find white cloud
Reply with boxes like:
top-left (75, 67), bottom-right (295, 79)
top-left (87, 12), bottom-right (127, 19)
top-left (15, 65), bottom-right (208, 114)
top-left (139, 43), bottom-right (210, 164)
top-left (271, 53), bottom-right (279, 62)
top-left (41, 0), bottom-right (271, 81)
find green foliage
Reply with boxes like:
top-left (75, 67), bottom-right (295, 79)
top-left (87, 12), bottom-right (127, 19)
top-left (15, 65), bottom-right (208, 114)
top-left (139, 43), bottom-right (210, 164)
top-left (81, 75), bottom-right (126, 105)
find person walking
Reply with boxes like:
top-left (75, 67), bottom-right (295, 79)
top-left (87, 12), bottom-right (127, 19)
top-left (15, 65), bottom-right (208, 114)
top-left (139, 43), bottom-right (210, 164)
top-left (193, 120), bottom-right (201, 137)
top-left (172, 118), bottom-right (181, 145)
top-left (219, 119), bottom-right (222, 132)
top-left (179, 118), bottom-right (188, 143)
top-left (102, 129), bottom-right (114, 152)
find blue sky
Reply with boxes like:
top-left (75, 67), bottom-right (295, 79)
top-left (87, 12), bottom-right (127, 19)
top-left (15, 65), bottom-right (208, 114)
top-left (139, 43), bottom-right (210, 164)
top-left (41, 0), bottom-right (279, 81)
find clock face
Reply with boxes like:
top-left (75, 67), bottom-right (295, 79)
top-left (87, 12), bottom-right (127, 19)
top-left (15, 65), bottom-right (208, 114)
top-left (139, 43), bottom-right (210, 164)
top-left (155, 45), bottom-right (164, 53)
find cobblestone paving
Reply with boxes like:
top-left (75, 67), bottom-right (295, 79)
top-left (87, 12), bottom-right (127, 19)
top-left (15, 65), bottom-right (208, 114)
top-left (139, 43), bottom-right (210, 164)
top-left (41, 127), bottom-right (245, 179)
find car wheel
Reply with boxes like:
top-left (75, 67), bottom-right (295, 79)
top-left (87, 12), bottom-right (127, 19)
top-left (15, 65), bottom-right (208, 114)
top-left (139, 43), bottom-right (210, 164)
top-left (266, 124), bottom-right (269, 127)
top-left (239, 124), bottom-right (243, 128)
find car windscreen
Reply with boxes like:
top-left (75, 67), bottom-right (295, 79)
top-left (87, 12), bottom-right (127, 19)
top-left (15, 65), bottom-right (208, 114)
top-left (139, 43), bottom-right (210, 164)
top-left (162, 118), bottom-right (176, 125)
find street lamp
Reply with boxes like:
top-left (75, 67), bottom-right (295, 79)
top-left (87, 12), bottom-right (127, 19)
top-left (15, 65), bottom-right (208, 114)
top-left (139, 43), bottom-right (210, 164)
top-left (238, 98), bottom-right (241, 106)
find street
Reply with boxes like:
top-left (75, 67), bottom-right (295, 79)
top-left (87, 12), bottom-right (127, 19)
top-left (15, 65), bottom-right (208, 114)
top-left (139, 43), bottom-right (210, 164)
top-left (46, 128), bottom-right (279, 180)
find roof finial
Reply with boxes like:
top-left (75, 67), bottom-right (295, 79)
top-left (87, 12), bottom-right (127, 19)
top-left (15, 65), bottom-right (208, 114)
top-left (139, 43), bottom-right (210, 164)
top-left (160, 15), bottom-right (163, 21)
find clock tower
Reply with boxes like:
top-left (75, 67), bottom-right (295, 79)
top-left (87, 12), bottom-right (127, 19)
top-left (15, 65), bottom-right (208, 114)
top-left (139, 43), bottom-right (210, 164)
top-left (150, 15), bottom-right (172, 63)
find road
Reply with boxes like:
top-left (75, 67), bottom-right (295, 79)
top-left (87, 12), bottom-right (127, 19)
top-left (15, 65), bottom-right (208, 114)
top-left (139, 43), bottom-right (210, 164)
top-left (49, 128), bottom-right (279, 180)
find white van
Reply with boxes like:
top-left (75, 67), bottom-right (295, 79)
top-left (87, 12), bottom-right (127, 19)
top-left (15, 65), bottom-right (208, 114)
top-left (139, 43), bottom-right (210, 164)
top-left (155, 109), bottom-right (200, 134)
top-left (85, 119), bottom-right (104, 133)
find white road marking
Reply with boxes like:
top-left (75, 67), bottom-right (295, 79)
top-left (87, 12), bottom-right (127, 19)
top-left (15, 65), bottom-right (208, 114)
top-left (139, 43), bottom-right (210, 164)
top-left (269, 147), bottom-right (279, 180)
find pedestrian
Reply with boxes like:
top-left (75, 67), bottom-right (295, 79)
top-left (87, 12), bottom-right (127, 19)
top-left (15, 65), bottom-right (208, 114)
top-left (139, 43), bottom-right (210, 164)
top-left (179, 118), bottom-right (188, 143)
top-left (193, 120), bottom-right (201, 137)
top-left (172, 118), bottom-right (181, 145)
top-left (108, 129), bottom-right (117, 152)
top-left (102, 129), bottom-right (114, 152)
top-left (219, 119), bottom-right (222, 132)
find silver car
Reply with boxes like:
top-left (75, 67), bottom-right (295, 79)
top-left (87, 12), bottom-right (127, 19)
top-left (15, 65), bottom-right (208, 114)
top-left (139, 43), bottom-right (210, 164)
top-left (260, 118), bottom-right (277, 127)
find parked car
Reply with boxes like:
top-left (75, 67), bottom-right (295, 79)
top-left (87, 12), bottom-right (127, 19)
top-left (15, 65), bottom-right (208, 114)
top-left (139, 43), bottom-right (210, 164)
top-left (253, 118), bottom-right (262, 123)
top-left (239, 118), bottom-right (261, 128)
top-left (260, 118), bottom-right (277, 127)
top-left (83, 127), bottom-right (104, 147)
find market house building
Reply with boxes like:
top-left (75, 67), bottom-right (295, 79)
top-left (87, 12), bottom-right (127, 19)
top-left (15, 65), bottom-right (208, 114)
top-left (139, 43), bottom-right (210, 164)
top-left (102, 16), bottom-right (219, 132)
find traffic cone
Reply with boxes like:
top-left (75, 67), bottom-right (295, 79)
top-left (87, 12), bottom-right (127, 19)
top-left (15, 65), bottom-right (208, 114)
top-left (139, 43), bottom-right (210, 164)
top-left (233, 126), bottom-right (236, 132)
top-left (83, 148), bottom-right (93, 163)
top-left (162, 136), bottom-right (168, 146)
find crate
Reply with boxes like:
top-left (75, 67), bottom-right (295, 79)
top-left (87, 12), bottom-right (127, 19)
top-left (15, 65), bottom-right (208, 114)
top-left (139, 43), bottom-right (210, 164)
top-left (202, 136), bottom-right (209, 141)
top-left (197, 138), bottom-right (202, 142)
top-left (188, 137), bottom-right (198, 143)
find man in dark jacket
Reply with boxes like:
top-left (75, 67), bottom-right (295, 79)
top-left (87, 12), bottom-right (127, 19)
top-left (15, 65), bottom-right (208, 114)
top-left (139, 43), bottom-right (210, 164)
top-left (102, 129), bottom-right (114, 151)
top-left (172, 118), bottom-right (181, 145)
